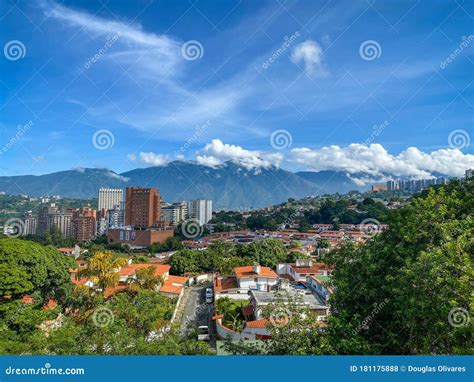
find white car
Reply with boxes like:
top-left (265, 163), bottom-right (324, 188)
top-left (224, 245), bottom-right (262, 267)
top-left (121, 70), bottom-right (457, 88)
top-left (205, 288), bottom-right (213, 303)
top-left (197, 326), bottom-right (210, 341)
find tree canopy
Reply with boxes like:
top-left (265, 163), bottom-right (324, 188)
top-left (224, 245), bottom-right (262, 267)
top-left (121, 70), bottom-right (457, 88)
top-left (0, 238), bottom-right (75, 301)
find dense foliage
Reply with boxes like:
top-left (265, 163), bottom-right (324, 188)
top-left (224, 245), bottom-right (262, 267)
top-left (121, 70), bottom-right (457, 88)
top-left (324, 179), bottom-right (473, 354)
top-left (168, 239), bottom-right (288, 275)
top-left (0, 238), bottom-right (76, 301)
top-left (0, 242), bottom-right (211, 355)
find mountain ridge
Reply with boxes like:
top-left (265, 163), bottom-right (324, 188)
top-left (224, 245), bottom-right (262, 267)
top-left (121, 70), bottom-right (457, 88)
top-left (0, 161), bottom-right (368, 209)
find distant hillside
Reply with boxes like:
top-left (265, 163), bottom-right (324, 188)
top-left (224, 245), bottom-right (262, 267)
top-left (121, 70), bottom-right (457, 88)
top-left (0, 162), bottom-right (370, 209)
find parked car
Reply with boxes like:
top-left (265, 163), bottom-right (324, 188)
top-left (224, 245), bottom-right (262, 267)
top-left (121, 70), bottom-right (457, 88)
top-left (197, 326), bottom-right (210, 341)
top-left (205, 288), bottom-right (213, 303)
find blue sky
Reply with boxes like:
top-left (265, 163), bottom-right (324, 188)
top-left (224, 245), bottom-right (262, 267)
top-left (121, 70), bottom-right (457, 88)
top-left (1, 0), bottom-right (473, 180)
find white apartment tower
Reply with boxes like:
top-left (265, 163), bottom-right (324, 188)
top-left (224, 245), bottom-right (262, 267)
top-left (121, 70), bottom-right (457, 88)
top-left (98, 188), bottom-right (123, 210)
top-left (161, 201), bottom-right (188, 226)
top-left (188, 199), bottom-right (212, 225)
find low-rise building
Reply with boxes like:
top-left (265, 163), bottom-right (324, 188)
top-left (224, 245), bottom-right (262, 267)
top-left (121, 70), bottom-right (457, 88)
top-left (108, 226), bottom-right (174, 247)
top-left (276, 259), bottom-right (332, 282)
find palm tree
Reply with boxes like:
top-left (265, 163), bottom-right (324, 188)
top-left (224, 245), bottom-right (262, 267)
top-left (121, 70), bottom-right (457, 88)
top-left (78, 251), bottom-right (128, 292)
top-left (127, 266), bottom-right (163, 292)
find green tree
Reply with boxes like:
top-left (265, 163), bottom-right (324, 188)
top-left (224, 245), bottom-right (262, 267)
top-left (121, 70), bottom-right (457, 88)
top-left (127, 266), bottom-right (163, 292)
top-left (78, 251), bottom-right (128, 292)
top-left (168, 249), bottom-right (199, 275)
top-left (324, 179), bottom-right (473, 355)
top-left (0, 238), bottom-right (75, 300)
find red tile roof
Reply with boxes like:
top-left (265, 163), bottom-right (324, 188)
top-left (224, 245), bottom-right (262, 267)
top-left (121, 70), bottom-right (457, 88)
top-left (214, 276), bottom-right (238, 292)
top-left (165, 275), bottom-right (188, 285)
top-left (103, 285), bottom-right (126, 298)
top-left (43, 299), bottom-right (58, 310)
top-left (119, 264), bottom-right (170, 278)
top-left (245, 319), bottom-right (269, 328)
top-left (159, 284), bottom-right (183, 294)
top-left (234, 265), bottom-right (277, 279)
top-left (71, 276), bottom-right (89, 286)
top-left (21, 295), bottom-right (34, 304)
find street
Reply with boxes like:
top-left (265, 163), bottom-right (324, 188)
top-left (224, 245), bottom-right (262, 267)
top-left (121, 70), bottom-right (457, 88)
top-left (179, 283), bottom-right (215, 347)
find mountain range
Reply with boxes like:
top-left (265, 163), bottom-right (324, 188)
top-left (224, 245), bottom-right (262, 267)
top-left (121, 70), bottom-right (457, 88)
top-left (0, 161), bottom-right (370, 209)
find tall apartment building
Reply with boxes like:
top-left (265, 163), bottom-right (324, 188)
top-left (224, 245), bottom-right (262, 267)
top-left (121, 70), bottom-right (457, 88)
top-left (72, 207), bottom-right (97, 242)
top-left (21, 212), bottom-right (37, 236)
top-left (125, 187), bottom-right (161, 229)
top-left (161, 201), bottom-right (188, 226)
top-left (47, 209), bottom-right (74, 239)
top-left (98, 188), bottom-right (123, 210)
top-left (188, 199), bottom-right (212, 225)
top-left (108, 202), bottom-right (125, 228)
top-left (37, 202), bottom-right (58, 236)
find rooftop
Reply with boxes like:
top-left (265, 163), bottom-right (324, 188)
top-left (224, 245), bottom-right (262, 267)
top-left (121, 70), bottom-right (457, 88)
top-left (250, 284), bottom-right (327, 310)
top-left (234, 265), bottom-right (278, 279)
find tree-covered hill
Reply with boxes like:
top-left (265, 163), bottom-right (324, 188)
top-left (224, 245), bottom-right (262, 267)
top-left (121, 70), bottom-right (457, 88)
top-left (325, 178), bottom-right (473, 354)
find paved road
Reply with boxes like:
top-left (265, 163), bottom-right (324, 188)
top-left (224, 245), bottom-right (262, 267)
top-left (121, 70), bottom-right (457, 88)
top-left (180, 284), bottom-right (214, 341)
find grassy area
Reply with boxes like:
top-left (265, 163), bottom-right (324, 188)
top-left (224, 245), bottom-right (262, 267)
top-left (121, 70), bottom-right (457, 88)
top-left (216, 298), bottom-right (249, 332)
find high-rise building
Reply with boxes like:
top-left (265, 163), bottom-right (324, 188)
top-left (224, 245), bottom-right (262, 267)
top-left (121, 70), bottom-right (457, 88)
top-left (47, 209), bottom-right (73, 239)
top-left (125, 187), bottom-right (161, 229)
top-left (37, 202), bottom-right (58, 236)
top-left (386, 180), bottom-right (396, 191)
top-left (466, 169), bottom-right (473, 179)
top-left (108, 205), bottom-right (125, 228)
top-left (72, 207), bottom-right (97, 242)
top-left (188, 199), bottom-right (212, 225)
top-left (98, 188), bottom-right (123, 211)
top-left (161, 201), bottom-right (188, 226)
top-left (21, 212), bottom-right (37, 236)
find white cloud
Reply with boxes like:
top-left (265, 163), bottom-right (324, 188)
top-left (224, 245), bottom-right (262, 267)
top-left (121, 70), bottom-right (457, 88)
top-left (126, 141), bottom-right (473, 182)
top-left (105, 171), bottom-right (129, 182)
top-left (291, 40), bottom-right (324, 75)
top-left (195, 155), bottom-right (223, 168)
top-left (196, 139), bottom-right (283, 170)
top-left (128, 152), bottom-right (170, 166)
top-left (289, 144), bottom-right (474, 179)
top-left (43, 1), bottom-right (181, 77)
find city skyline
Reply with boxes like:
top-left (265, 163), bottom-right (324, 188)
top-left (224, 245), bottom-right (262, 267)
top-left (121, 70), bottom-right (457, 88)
top-left (1, 0), bottom-right (473, 180)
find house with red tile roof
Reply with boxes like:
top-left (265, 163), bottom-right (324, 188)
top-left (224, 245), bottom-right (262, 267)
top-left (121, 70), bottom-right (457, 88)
top-left (213, 263), bottom-right (279, 300)
top-left (234, 263), bottom-right (278, 290)
top-left (159, 274), bottom-right (188, 297)
top-left (118, 263), bottom-right (171, 283)
top-left (276, 259), bottom-right (332, 282)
